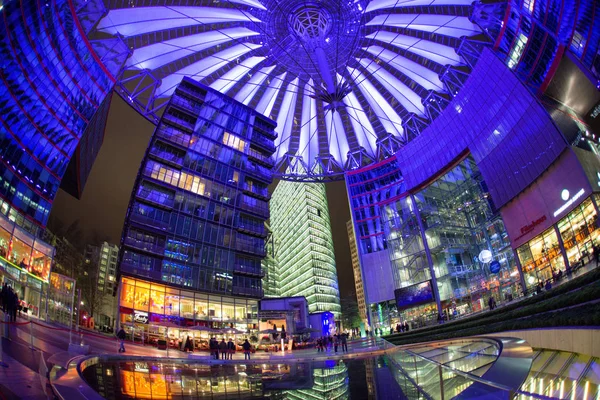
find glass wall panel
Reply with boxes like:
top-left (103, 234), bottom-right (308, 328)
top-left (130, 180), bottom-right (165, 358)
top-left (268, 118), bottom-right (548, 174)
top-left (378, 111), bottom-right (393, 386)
top-left (150, 284), bottom-right (165, 314)
top-left (517, 227), bottom-right (564, 288)
top-left (121, 277), bottom-right (135, 309)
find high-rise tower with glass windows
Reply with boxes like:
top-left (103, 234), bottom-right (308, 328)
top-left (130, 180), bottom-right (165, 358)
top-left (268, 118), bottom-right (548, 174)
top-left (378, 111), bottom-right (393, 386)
top-left (347, 220), bottom-right (368, 327)
top-left (117, 78), bottom-right (276, 334)
top-left (269, 180), bottom-right (341, 319)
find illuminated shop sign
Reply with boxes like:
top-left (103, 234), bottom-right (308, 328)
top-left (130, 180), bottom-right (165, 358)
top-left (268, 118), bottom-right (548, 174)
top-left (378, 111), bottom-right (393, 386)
top-left (553, 188), bottom-right (585, 218)
top-left (134, 311), bottom-right (149, 324)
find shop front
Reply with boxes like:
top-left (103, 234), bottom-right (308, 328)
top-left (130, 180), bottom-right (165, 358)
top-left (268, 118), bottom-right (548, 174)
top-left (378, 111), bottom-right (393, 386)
top-left (0, 215), bottom-right (54, 318)
top-left (46, 272), bottom-right (75, 326)
top-left (118, 276), bottom-right (259, 350)
top-left (502, 149), bottom-right (600, 290)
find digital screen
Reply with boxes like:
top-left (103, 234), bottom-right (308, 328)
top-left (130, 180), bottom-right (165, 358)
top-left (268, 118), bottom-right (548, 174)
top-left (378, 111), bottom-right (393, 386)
top-left (395, 281), bottom-right (434, 311)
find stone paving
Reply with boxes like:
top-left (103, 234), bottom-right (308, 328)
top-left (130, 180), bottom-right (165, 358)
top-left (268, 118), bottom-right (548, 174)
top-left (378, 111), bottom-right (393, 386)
top-left (0, 314), bottom-right (384, 399)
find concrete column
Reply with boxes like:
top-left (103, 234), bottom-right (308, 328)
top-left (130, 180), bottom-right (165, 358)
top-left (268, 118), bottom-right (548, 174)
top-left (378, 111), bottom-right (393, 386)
top-left (411, 194), bottom-right (442, 316)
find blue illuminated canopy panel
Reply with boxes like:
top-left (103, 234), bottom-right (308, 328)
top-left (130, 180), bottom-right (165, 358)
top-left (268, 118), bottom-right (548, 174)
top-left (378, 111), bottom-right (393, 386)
top-left (81, 0), bottom-right (496, 180)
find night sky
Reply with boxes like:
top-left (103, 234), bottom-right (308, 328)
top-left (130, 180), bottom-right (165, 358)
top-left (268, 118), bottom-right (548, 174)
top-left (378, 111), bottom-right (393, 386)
top-left (50, 93), bottom-right (357, 300)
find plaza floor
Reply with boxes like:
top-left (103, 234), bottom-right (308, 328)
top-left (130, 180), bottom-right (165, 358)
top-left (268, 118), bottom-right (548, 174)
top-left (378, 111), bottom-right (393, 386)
top-left (0, 314), bottom-right (384, 399)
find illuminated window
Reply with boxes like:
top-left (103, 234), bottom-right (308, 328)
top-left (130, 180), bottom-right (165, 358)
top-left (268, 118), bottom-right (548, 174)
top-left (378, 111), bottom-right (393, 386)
top-left (522, 0), bottom-right (535, 13)
top-left (222, 132), bottom-right (247, 153)
top-left (508, 33), bottom-right (528, 69)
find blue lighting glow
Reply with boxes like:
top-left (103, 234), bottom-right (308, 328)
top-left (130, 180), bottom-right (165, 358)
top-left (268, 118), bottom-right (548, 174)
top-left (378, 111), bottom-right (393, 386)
top-left (80, 0), bottom-right (485, 179)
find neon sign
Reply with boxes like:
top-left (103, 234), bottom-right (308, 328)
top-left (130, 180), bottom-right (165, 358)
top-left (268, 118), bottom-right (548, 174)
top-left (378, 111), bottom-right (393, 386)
top-left (553, 188), bottom-right (585, 218)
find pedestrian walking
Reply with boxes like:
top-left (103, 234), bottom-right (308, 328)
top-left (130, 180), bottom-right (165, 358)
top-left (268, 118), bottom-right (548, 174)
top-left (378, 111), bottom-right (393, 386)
top-left (117, 327), bottom-right (127, 353)
top-left (334, 334), bottom-right (339, 353)
top-left (184, 336), bottom-right (194, 352)
top-left (227, 338), bottom-right (235, 360)
top-left (242, 339), bottom-right (252, 360)
top-left (341, 333), bottom-right (348, 352)
top-left (219, 338), bottom-right (228, 360)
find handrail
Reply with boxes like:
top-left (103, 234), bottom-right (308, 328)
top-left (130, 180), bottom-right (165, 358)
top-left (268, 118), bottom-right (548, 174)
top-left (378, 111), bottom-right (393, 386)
top-left (380, 336), bottom-right (546, 399)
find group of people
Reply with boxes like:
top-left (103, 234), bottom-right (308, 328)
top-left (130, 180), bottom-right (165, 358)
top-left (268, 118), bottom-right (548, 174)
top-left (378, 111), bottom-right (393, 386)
top-left (394, 321), bottom-right (411, 333)
top-left (209, 337), bottom-right (253, 360)
top-left (316, 333), bottom-right (348, 353)
top-left (0, 283), bottom-right (20, 322)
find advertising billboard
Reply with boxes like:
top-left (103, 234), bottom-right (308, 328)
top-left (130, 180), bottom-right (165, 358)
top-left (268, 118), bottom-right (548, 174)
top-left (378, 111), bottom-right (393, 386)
top-left (394, 281), bottom-right (435, 311)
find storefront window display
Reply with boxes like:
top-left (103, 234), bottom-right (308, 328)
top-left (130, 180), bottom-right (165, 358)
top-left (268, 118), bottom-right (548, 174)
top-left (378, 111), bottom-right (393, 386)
top-left (517, 196), bottom-right (600, 288)
top-left (558, 197), bottom-right (599, 265)
top-left (46, 272), bottom-right (75, 325)
top-left (119, 277), bottom-right (258, 347)
top-left (517, 227), bottom-right (564, 288)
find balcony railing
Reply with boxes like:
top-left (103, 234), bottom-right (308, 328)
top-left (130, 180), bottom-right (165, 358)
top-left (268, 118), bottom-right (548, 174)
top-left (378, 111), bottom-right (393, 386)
top-left (250, 134), bottom-right (275, 152)
top-left (123, 237), bottom-right (165, 255)
top-left (232, 286), bottom-right (263, 298)
top-left (235, 242), bottom-right (266, 257)
top-left (236, 223), bottom-right (267, 237)
top-left (162, 113), bottom-right (194, 132)
top-left (233, 264), bottom-right (264, 277)
top-left (149, 149), bottom-right (184, 167)
top-left (130, 213), bottom-right (170, 231)
top-left (247, 148), bottom-right (275, 167)
top-left (136, 188), bottom-right (175, 209)
top-left (242, 184), bottom-right (270, 200)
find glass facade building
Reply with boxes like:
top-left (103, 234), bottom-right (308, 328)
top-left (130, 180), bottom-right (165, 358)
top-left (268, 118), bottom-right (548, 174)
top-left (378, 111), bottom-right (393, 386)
top-left (347, 219), bottom-right (368, 327)
top-left (0, 0), bottom-right (120, 234)
top-left (270, 180), bottom-right (341, 319)
top-left (261, 222), bottom-right (280, 298)
top-left (118, 78), bottom-right (276, 339)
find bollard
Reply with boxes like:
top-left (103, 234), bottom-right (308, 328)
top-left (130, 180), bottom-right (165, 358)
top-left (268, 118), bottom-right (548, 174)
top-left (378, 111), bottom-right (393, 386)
top-left (29, 321), bottom-right (34, 350)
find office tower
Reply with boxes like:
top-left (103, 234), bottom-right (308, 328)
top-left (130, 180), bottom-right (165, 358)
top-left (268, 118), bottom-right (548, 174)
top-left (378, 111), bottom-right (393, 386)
top-left (347, 220), bottom-right (368, 326)
top-left (270, 180), bottom-right (341, 318)
top-left (84, 242), bottom-right (119, 327)
top-left (118, 78), bottom-right (276, 333)
top-left (262, 223), bottom-right (280, 298)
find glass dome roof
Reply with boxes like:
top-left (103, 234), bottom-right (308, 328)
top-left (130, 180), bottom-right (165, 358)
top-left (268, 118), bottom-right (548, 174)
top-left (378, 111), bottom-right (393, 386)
top-left (80, 0), bottom-right (493, 180)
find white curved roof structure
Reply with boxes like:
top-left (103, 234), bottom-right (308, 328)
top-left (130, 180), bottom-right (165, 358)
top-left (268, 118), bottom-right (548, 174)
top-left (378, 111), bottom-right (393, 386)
top-left (79, 0), bottom-right (490, 180)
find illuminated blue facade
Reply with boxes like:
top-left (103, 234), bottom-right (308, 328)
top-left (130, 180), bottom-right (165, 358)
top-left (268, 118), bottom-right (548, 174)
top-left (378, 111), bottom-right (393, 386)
top-left (120, 78), bottom-right (276, 299)
top-left (0, 0), bottom-right (122, 234)
top-left (347, 49), bottom-right (587, 330)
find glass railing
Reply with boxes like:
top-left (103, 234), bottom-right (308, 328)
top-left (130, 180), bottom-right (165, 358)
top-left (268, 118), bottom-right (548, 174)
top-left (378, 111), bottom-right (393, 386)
top-left (242, 184), bottom-right (269, 199)
top-left (247, 148), bottom-right (275, 166)
top-left (380, 337), bottom-right (553, 399)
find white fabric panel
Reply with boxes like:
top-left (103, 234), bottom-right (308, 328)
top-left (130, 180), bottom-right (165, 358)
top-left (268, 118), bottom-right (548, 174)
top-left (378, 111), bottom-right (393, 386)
top-left (97, 6), bottom-right (260, 36)
top-left (358, 58), bottom-right (425, 115)
top-left (126, 28), bottom-right (259, 70)
top-left (234, 65), bottom-right (276, 105)
top-left (347, 67), bottom-right (404, 138)
top-left (364, 46), bottom-right (444, 91)
top-left (209, 56), bottom-right (266, 93)
top-left (343, 91), bottom-right (378, 156)
top-left (228, 0), bottom-right (267, 11)
top-left (298, 80), bottom-right (319, 165)
top-left (365, 14), bottom-right (481, 38)
top-left (366, 31), bottom-right (462, 65)
top-left (274, 77), bottom-right (300, 160)
top-left (325, 110), bottom-right (350, 165)
top-left (366, 0), bottom-right (474, 13)
top-left (255, 72), bottom-right (287, 117)
top-left (156, 43), bottom-right (261, 97)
